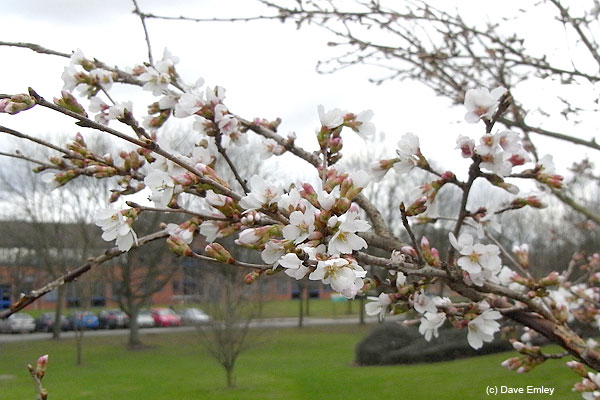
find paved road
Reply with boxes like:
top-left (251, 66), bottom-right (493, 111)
top-left (0, 316), bottom-right (393, 343)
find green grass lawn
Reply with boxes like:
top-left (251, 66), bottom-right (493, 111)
top-left (0, 325), bottom-right (581, 400)
top-left (23, 298), bottom-right (362, 320)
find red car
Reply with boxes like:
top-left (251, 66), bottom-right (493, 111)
top-left (150, 308), bottom-right (181, 327)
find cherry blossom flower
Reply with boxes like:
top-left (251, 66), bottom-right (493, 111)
top-left (537, 154), bottom-right (557, 174)
top-left (283, 210), bottom-right (315, 244)
top-left (261, 240), bottom-right (286, 265)
top-left (412, 290), bottom-right (438, 314)
top-left (278, 253), bottom-right (309, 280)
top-left (394, 132), bottom-right (420, 175)
top-left (278, 187), bottom-right (303, 212)
top-left (89, 96), bottom-right (108, 113)
top-left (317, 185), bottom-right (340, 211)
top-left (365, 292), bottom-right (392, 319)
top-left (327, 211), bottom-right (370, 255)
top-left (199, 220), bottom-right (224, 243)
top-left (449, 233), bottom-right (502, 286)
top-left (175, 90), bottom-right (204, 117)
top-left (496, 130), bottom-right (521, 153)
top-left (475, 212), bottom-right (501, 238)
top-left (463, 86), bottom-right (506, 123)
top-left (369, 159), bottom-right (395, 181)
top-left (353, 109), bottom-right (375, 139)
top-left (107, 101), bottom-right (133, 121)
top-left (95, 208), bottom-right (138, 251)
top-left (419, 312), bottom-right (446, 341)
top-left (90, 69), bottom-right (114, 91)
top-left (456, 135), bottom-right (475, 158)
top-left (258, 138), bottom-right (285, 159)
top-left (70, 48), bottom-right (87, 66)
top-left (480, 148), bottom-right (513, 176)
top-left (317, 104), bottom-right (345, 129)
top-left (309, 258), bottom-right (366, 299)
top-left (144, 169), bottom-right (175, 208)
top-left (467, 308), bottom-right (502, 349)
top-left (166, 223), bottom-right (194, 244)
top-left (61, 66), bottom-right (83, 92)
top-left (214, 103), bottom-right (240, 137)
top-left (139, 67), bottom-right (171, 96)
top-left (239, 175), bottom-right (283, 210)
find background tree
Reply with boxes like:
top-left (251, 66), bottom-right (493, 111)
top-left (190, 0), bottom-right (600, 224)
top-left (185, 241), bottom-right (259, 388)
top-left (0, 154), bottom-right (110, 339)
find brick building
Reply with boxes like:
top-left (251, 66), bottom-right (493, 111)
top-left (0, 221), bottom-right (331, 312)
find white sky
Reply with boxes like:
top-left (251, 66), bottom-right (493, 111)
top-left (1, 0), bottom-right (598, 185)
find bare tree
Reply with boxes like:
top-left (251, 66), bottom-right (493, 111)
top-left (156, 0), bottom-right (600, 224)
top-left (0, 158), bottom-right (110, 339)
top-left (193, 262), bottom-right (256, 388)
top-left (111, 230), bottom-right (181, 349)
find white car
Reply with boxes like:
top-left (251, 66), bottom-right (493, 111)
top-left (179, 308), bottom-right (211, 326)
top-left (136, 310), bottom-right (155, 328)
top-left (0, 312), bottom-right (35, 333)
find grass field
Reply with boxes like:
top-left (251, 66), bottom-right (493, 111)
top-left (0, 325), bottom-right (581, 400)
top-left (23, 298), bottom-right (362, 320)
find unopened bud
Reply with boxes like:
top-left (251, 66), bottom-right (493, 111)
top-left (35, 354), bottom-right (48, 380)
top-left (244, 270), bottom-right (261, 284)
top-left (54, 90), bottom-right (87, 117)
top-left (567, 361), bottom-right (589, 378)
top-left (166, 236), bottom-right (192, 257)
top-left (205, 243), bottom-right (234, 264)
top-left (400, 246), bottom-right (418, 258)
top-left (407, 197), bottom-right (428, 216)
top-left (539, 271), bottom-right (560, 287)
top-left (332, 197), bottom-right (351, 214)
top-left (0, 94), bottom-right (36, 115)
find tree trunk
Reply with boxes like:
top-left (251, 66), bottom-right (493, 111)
top-left (304, 281), bottom-right (310, 317)
top-left (298, 282), bottom-right (304, 328)
top-left (52, 285), bottom-right (65, 340)
top-left (225, 363), bottom-right (235, 388)
top-left (359, 296), bottom-right (365, 325)
top-left (127, 309), bottom-right (143, 349)
top-left (75, 323), bottom-right (83, 366)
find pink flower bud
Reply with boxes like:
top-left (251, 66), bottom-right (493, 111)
top-left (166, 236), bottom-right (192, 257)
top-left (567, 361), bottom-right (589, 378)
top-left (244, 270), bottom-right (261, 284)
top-left (401, 246), bottom-right (418, 258)
top-left (205, 243), bottom-right (234, 264)
top-left (539, 271), bottom-right (559, 287)
top-left (36, 354), bottom-right (48, 379)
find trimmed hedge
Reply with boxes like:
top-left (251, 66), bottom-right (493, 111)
top-left (355, 322), bottom-right (513, 365)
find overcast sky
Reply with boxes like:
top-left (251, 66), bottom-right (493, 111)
top-left (1, 0), bottom-right (597, 184)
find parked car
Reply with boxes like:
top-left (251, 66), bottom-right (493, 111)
top-left (136, 310), bottom-right (155, 328)
top-left (98, 309), bottom-right (129, 329)
top-left (34, 312), bottom-right (69, 332)
top-left (0, 312), bottom-right (35, 333)
top-left (67, 311), bottom-right (100, 330)
top-left (150, 308), bottom-right (181, 327)
top-left (178, 307), bottom-right (211, 326)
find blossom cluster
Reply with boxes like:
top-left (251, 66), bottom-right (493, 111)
top-left (7, 43), bottom-right (600, 396)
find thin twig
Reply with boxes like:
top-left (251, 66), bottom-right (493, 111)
top-left (131, 0), bottom-right (154, 65)
top-left (190, 252), bottom-right (271, 270)
top-left (399, 202), bottom-right (424, 264)
top-left (0, 151), bottom-right (55, 169)
top-left (126, 201), bottom-right (228, 220)
top-left (214, 133), bottom-right (249, 193)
